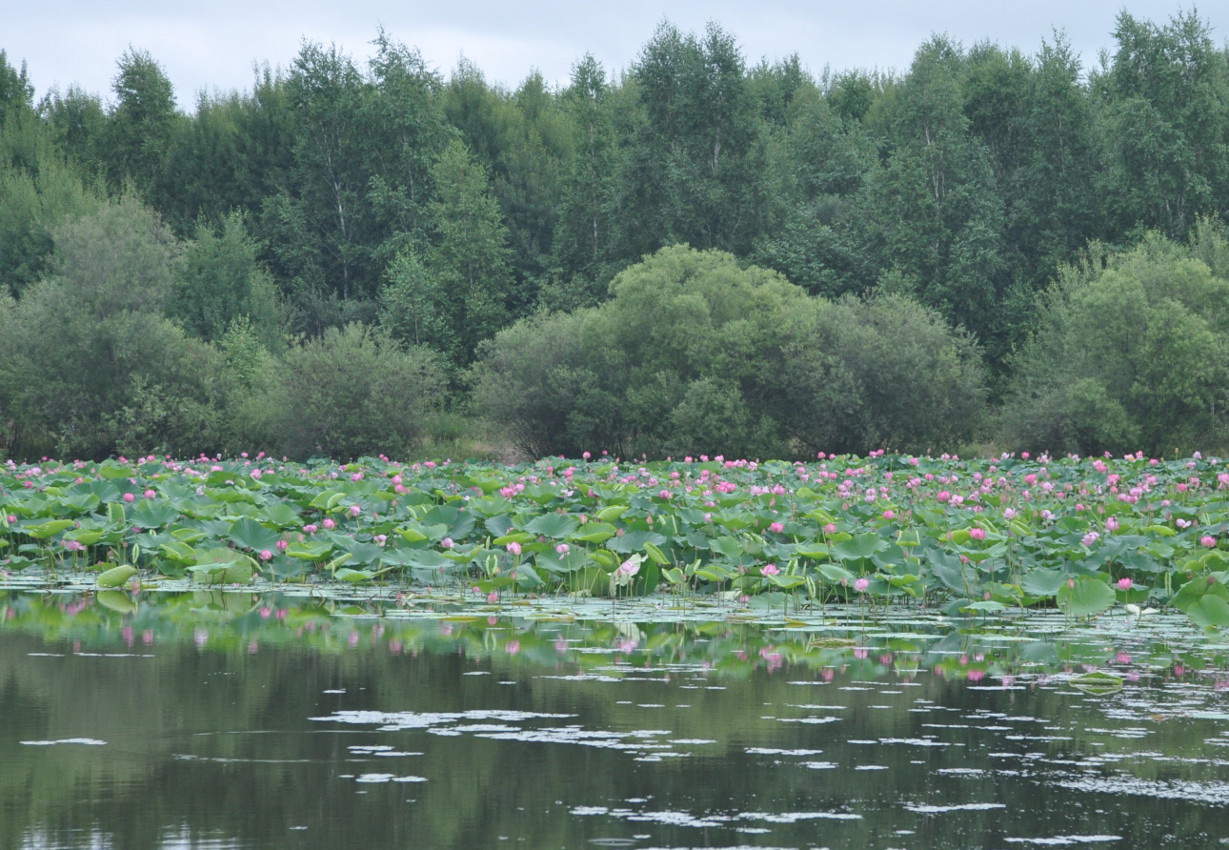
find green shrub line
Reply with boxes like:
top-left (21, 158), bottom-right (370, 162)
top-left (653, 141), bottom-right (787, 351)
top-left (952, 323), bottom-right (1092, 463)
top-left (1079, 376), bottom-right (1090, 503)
top-left (2, 451), bottom-right (1228, 628)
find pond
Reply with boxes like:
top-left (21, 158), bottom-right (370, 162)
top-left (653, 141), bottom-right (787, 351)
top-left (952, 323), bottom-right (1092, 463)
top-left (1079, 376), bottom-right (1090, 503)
top-left (3, 586), bottom-right (1229, 849)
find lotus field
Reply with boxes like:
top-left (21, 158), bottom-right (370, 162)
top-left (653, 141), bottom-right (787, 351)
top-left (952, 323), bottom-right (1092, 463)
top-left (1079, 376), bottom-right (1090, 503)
top-left (2, 451), bottom-right (1228, 627)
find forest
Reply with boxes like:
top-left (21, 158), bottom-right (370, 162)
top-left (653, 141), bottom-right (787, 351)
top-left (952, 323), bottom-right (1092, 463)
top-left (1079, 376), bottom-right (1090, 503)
top-left (1, 9), bottom-right (1228, 462)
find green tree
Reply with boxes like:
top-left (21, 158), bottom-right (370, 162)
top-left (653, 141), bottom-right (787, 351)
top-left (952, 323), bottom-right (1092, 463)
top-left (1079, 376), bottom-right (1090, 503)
top-left (471, 246), bottom-right (987, 458)
top-left (170, 211), bottom-right (282, 346)
top-left (1015, 35), bottom-right (1100, 285)
top-left (279, 42), bottom-right (372, 300)
top-left (855, 37), bottom-right (1010, 368)
top-left (363, 31), bottom-right (454, 261)
top-left (1094, 10), bottom-right (1229, 239)
top-left (544, 54), bottom-right (620, 309)
top-left (0, 110), bottom-right (101, 295)
top-left (753, 85), bottom-right (874, 297)
top-left (379, 249), bottom-right (447, 349)
top-left (1000, 235), bottom-right (1229, 455)
top-left (468, 308), bottom-right (624, 458)
top-left (104, 48), bottom-right (181, 197)
top-left (815, 293), bottom-right (987, 453)
top-left (39, 85), bottom-right (109, 179)
top-left (0, 197), bottom-right (227, 459)
top-left (0, 50), bottom-right (33, 125)
top-left (236, 323), bottom-right (445, 461)
top-left (612, 23), bottom-right (767, 260)
top-left (426, 139), bottom-right (515, 367)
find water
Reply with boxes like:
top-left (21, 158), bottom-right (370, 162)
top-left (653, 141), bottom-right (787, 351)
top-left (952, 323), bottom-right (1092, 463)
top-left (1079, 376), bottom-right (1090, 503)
top-left (3, 588), bottom-right (1229, 849)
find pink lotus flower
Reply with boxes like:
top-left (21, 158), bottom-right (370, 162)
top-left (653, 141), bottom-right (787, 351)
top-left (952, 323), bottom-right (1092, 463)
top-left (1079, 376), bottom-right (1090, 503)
top-left (761, 563), bottom-right (780, 576)
top-left (1117, 577), bottom-right (1133, 590)
top-left (1202, 535), bottom-right (1217, 548)
top-left (968, 527), bottom-right (986, 541)
top-left (615, 558), bottom-right (640, 579)
top-left (769, 522), bottom-right (784, 534)
top-left (123, 492), bottom-right (135, 503)
top-left (854, 577), bottom-right (869, 592)
top-left (507, 541), bottom-right (522, 556)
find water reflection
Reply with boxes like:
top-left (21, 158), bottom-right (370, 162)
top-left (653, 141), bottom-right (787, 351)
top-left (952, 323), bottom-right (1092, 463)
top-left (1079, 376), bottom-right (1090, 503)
top-left (2, 589), bottom-right (1229, 849)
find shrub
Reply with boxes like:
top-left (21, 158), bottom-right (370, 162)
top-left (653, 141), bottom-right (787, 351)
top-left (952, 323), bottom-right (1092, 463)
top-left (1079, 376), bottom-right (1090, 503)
top-left (0, 199), bottom-right (228, 459)
top-left (999, 234), bottom-right (1229, 456)
top-left (471, 245), bottom-right (988, 458)
top-left (239, 323), bottom-right (445, 460)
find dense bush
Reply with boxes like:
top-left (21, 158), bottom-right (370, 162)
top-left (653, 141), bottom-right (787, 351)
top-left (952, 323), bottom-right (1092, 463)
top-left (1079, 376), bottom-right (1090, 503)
top-left (0, 198), bottom-right (228, 459)
top-left (999, 230), bottom-right (1229, 456)
top-left (236, 323), bottom-right (446, 461)
top-left (470, 245), bottom-right (987, 458)
top-left (814, 293), bottom-right (987, 453)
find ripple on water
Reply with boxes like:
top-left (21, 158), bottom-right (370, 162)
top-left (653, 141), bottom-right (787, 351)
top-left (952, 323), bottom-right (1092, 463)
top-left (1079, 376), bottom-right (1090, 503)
top-left (1003, 837), bottom-right (1123, 846)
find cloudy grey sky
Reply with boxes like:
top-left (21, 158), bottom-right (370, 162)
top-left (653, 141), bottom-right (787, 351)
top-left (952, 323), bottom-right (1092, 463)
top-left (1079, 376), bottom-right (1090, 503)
top-left (6, 1), bottom-right (1224, 107)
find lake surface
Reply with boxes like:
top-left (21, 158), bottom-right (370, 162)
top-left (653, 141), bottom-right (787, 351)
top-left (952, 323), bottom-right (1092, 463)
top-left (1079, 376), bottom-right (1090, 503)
top-left (3, 587), bottom-right (1229, 849)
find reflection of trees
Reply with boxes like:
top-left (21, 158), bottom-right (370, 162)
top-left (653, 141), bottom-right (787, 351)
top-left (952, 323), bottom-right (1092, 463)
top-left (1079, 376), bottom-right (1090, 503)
top-left (2, 597), bottom-right (1229, 848)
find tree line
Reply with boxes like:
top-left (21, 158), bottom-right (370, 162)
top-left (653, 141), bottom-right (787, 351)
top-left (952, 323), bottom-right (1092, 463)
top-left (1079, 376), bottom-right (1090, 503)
top-left (1, 10), bottom-right (1228, 461)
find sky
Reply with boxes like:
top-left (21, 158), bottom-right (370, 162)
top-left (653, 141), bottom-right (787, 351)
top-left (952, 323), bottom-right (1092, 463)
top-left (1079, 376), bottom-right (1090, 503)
top-left (5, 1), bottom-right (1225, 108)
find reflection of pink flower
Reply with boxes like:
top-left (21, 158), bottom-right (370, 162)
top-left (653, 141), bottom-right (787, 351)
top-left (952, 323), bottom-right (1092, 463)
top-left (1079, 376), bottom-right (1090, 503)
top-left (854, 647), bottom-right (869, 659)
top-left (505, 640), bottom-right (520, 656)
top-left (854, 577), bottom-right (869, 592)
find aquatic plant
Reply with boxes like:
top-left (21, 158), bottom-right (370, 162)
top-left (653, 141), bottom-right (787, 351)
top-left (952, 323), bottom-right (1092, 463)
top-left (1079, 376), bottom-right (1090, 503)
top-left (1, 450), bottom-right (1227, 628)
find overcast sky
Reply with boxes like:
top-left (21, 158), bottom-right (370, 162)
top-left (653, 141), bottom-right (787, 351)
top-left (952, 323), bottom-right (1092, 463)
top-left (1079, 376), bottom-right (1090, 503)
top-left (6, 1), bottom-right (1224, 108)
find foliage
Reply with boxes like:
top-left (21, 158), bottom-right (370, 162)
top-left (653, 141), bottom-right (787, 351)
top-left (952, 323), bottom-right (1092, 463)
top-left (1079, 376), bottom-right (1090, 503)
top-left (236, 323), bottom-right (446, 461)
top-left (0, 197), bottom-right (227, 459)
top-left (2, 452), bottom-right (1227, 631)
top-left (471, 246), bottom-right (986, 458)
top-left (1000, 232), bottom-right (1229, 456)
top-left (170, 211), bottom-right (282, 345)
top-left (3, 13), bottom-right (1229, 456)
